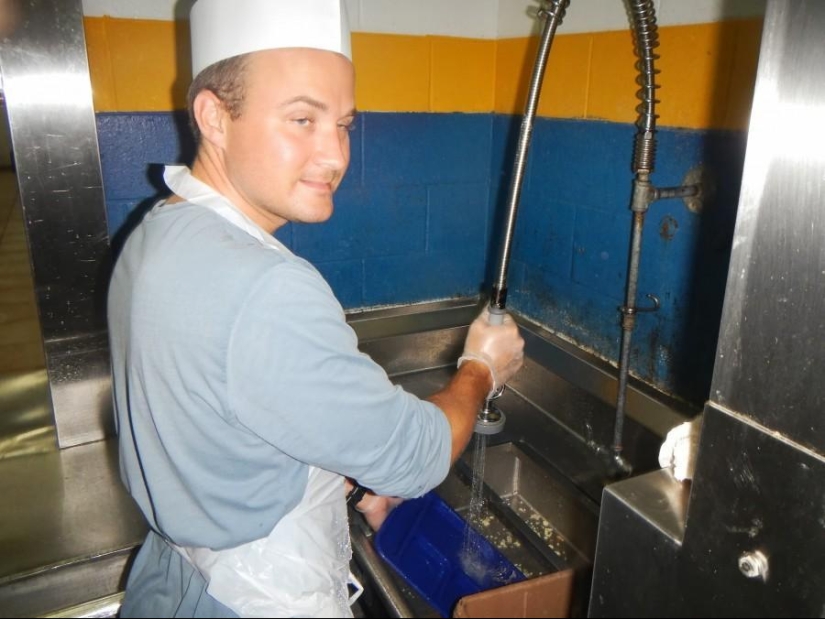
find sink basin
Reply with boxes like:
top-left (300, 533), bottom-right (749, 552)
top-left (348, 300), bottom-right (691, 617)
top-left (451, 442), bottom-right (597, 569)
top-left (354, 440), bottom-right (599, 618)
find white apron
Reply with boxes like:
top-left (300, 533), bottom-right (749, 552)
top-left (162, 165), bottom-right (361, 617)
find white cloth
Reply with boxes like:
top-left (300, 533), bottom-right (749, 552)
top-left (658, 415), bottom-right (703, 482)
top-left (164, 165), bottom-right (360, 617)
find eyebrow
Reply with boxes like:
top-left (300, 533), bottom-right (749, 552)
top-left (279, 95), bottom-right (357, 118)
top-left (280, 95), bottom-right (327, 111)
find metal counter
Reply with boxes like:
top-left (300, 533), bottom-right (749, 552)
top-left (0, 440), bottom-right (146, 617)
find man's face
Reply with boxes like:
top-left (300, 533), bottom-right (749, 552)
top-left (220, 48), bottom-right (355, 231)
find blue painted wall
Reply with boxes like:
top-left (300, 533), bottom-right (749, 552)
top-left (97, 112), bottom-right (745, 404)
top-left (501, 117), bottom-right (746, 403)
top-left (98, 111), bottom-right (491, 310)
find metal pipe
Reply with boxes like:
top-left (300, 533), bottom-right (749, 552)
top-left (613, 208), bottom-right (647, 465)
top-left (656, 184), bottom-right (700, 201)
top-left (610, 0), bottom-right (661, 473)
top-left (611, 0), bottom-right (701, 467)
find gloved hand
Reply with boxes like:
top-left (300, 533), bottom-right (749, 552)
top-left (355, 493), bottom-right (404, 531)
top-left (458, 308), bottom-right (524, 398)
top-left (658, 415), bottom-right (703, 482)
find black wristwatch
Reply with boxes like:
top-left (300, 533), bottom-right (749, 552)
top-left (346, 482), bottom-right (369, 506)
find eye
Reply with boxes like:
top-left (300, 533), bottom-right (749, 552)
top-left (339, 121), bottom-right (356, 133)
top-left (292, 117), bottom-right (313, 126)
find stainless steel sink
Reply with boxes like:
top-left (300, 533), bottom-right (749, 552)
top-left (453, 442), bottom-right (597, 569)
top-left (351, 438), bottom-right (600, 618)
top-left (347, 299), bottom-right (695, 618)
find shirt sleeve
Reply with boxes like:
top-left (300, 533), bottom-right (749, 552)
top-left (226, 259), bottom-right (452, 498)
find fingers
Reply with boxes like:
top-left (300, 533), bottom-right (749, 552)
top-left (462, 308), bottom-right (525, 391)
top-left (357, 494), bottom-right (403, 531)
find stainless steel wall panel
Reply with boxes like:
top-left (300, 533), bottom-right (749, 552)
top-left (0, 0), bottom-right (112, 447)
top-left (710, 0), bottom-right (825, 454)
top-left (683, 404), bottom-right (825, 616)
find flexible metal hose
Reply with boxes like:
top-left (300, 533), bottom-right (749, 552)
top-left (490, 0), bottom-right (569, 312)
top-left (477, 0), bottom-right (569, 434)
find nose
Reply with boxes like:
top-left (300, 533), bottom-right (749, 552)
top-left (315, 124), bottom-right (350, 173)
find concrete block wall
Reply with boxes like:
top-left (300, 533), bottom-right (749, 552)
top-left (83, 0), bottom-right (766, 404)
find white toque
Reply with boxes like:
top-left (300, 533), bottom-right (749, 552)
top-left (190, 0), bottom-right (352, 78)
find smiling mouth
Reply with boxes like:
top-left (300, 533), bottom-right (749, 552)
top-left (301, 179), bottom-right (334, 193)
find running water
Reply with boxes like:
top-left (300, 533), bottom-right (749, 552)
top-left (468, 432), bottom-right (488, 520)
top-left (460, 433), bottom-right (489, 582)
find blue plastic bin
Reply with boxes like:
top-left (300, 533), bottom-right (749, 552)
top-left (374, 491), bottom-right (525, 617)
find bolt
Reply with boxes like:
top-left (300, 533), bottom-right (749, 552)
top-left (738, 550), bottom-right (769, 582)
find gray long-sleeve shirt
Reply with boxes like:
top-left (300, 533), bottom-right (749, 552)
top-left (108, 198), bottom-right (451, 550)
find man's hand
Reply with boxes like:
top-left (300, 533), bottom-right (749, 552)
top-left (355, 493), bottom-right (404, 531)
top-left (345, 479), bottom-right (403, 530)
top-left (459, 308), bottom-right (524, 397)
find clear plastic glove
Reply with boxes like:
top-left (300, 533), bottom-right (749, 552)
top-left (458, 308), bottom-right (525, 398)
top-left (658, 415), bottom-right (703, 482)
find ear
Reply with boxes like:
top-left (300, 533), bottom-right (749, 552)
top-left (193, 89), bottom-right (229, 149)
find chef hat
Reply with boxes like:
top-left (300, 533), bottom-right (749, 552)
top-left (190, 0), bottom-right (352, 78)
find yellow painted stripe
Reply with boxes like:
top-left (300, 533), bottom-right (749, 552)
top-left (84, 17), bottom-right (117, 111)
top-left (586, 29), bottom-right (640, 124)
top-left (352, 33), bottom-right (430, 112)
top-left (495, 33), bottom-right (592, 119)
top-left (724, 19), bottom-right (763, 131)
top-left (84, 16), bottom-right (762, 130)
top-left (430, 37), bottom-right (495, 113)
top-left (496, 19), bottom-right (761, 130)
top-left (85, 17), bottom-right (190, 111)
top-left (657, 21), bottom-right (739, 130)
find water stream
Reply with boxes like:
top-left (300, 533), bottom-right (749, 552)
top-left (459, 432), bottom-right (489, 581)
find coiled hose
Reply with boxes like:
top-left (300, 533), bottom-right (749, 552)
top-left (630, 0), bottom-right (660, 175)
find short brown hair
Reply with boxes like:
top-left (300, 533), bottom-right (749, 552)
top-left (187, 54), bottom-right (250, 143)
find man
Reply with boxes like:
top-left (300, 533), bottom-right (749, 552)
top-left (108, 1), bottom-right (524, 616)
